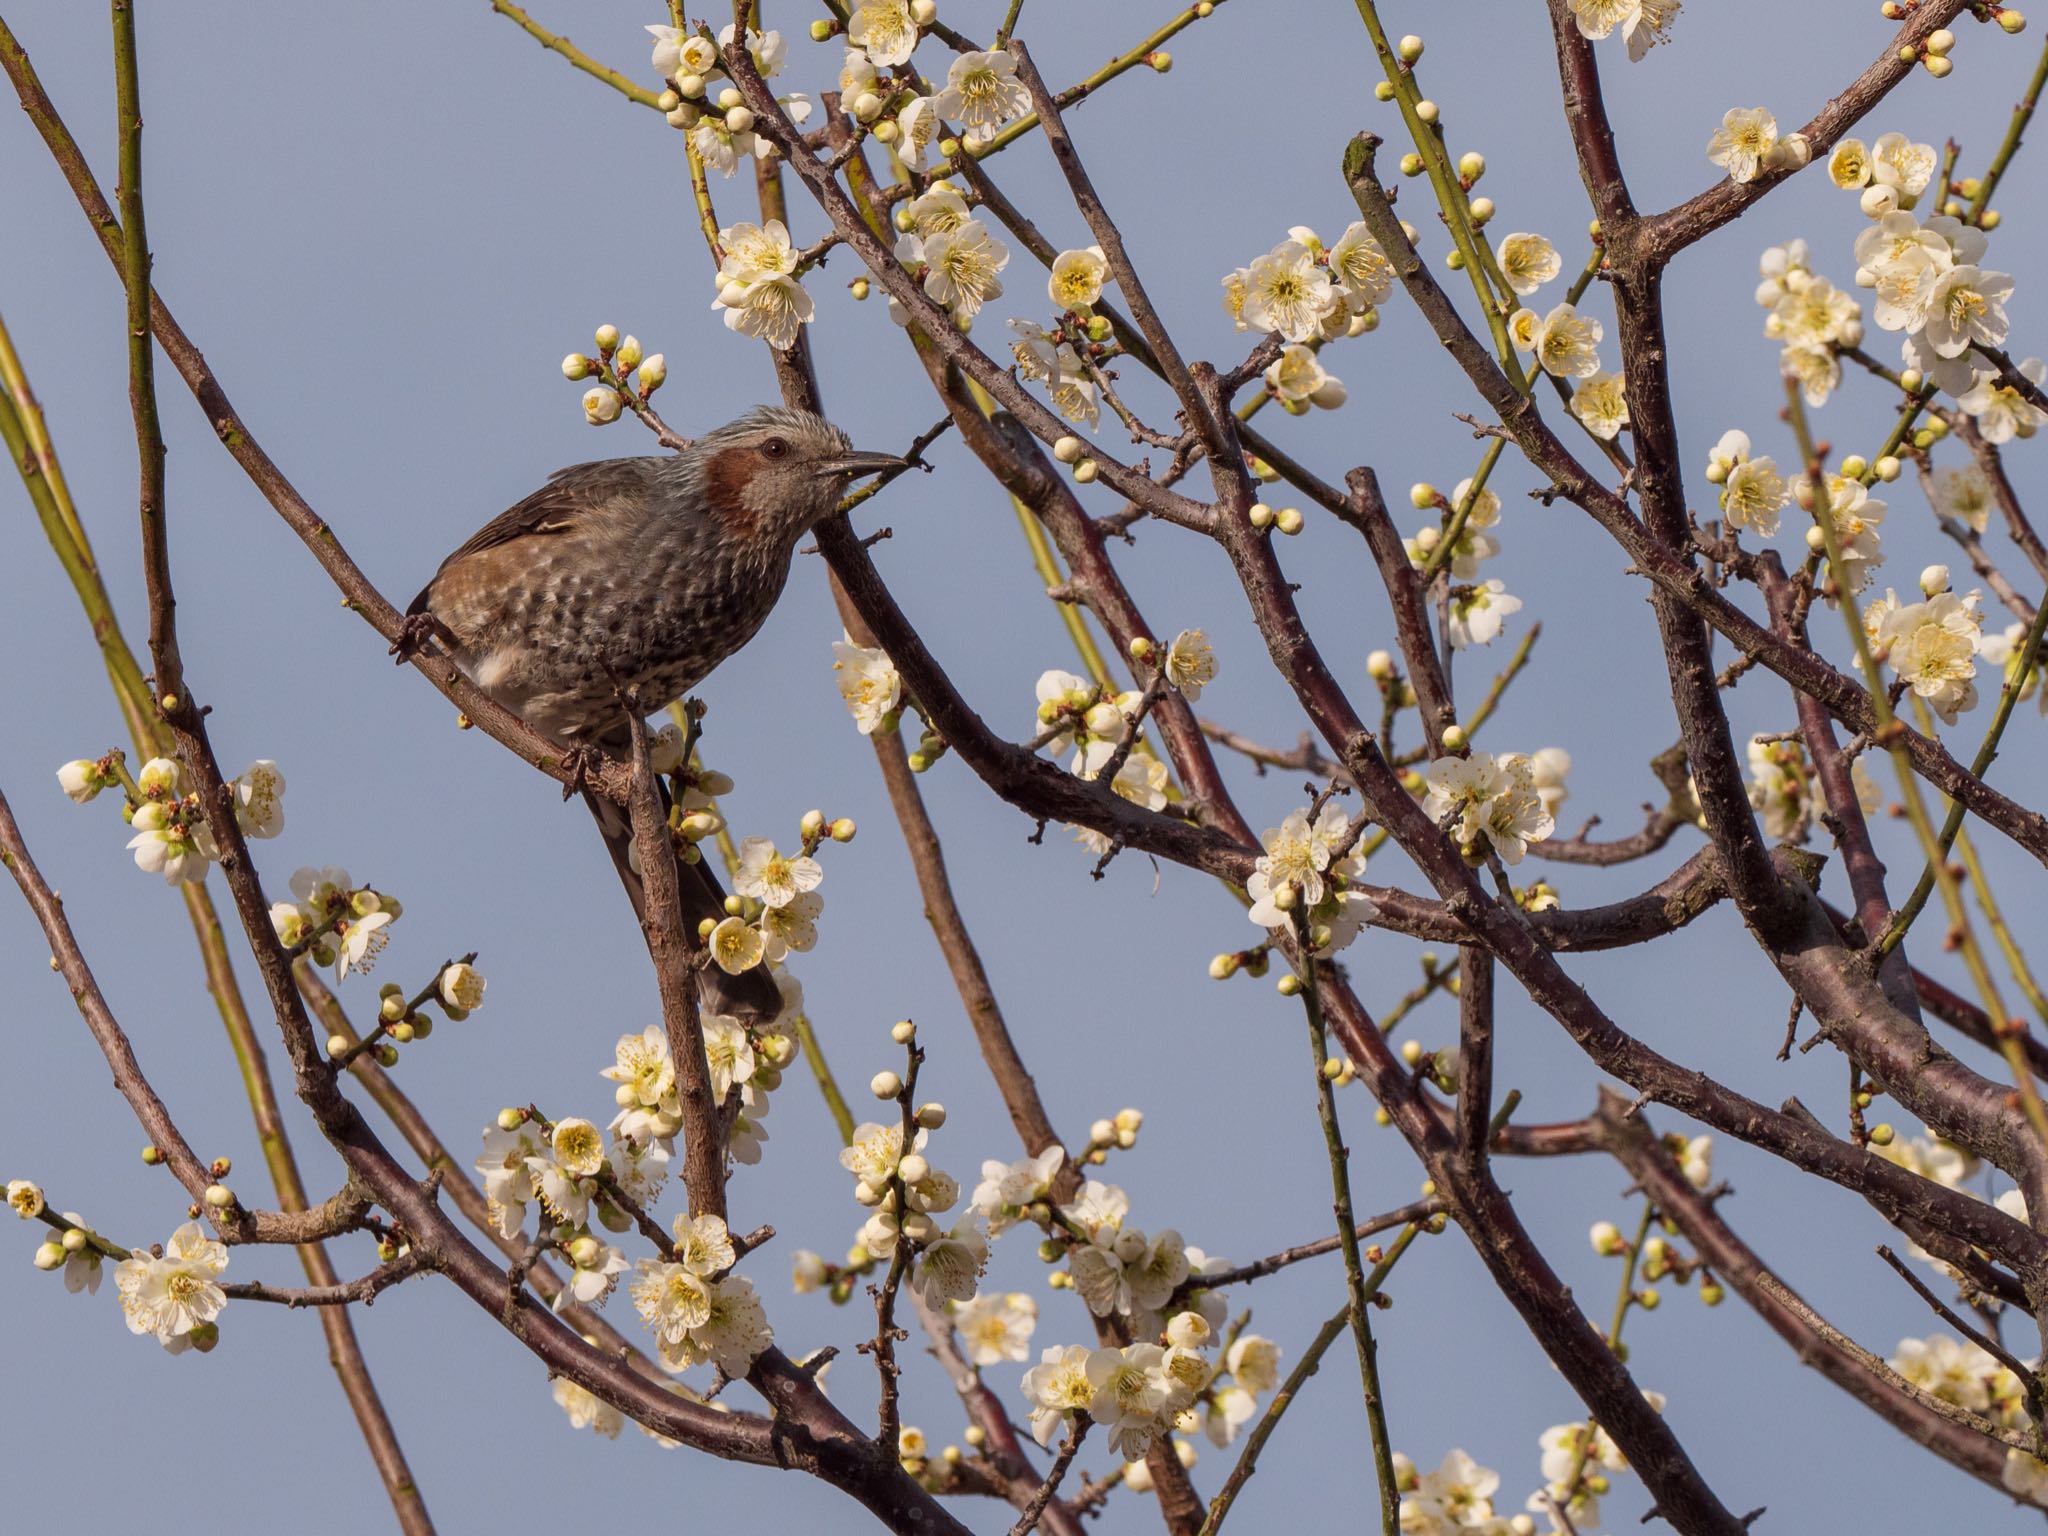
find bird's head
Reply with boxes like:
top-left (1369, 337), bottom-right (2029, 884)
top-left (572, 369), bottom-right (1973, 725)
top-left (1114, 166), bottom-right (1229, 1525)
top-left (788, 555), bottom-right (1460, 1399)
top-left (680, 406), bottom-right (905, 545)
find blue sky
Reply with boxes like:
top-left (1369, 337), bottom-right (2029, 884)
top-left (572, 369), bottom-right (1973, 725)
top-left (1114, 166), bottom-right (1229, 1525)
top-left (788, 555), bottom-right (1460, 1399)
top-left (2, 1), bottom-right (2043, 1530)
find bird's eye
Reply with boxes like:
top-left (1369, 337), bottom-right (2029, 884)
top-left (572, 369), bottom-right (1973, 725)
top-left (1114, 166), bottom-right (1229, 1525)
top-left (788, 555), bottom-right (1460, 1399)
top-left (761, 437), bottom-right (789, 460)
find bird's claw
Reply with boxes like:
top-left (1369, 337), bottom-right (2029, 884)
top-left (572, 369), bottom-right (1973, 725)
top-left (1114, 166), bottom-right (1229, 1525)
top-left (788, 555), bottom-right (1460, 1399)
top-left (556, 742), bottom-right (605, 802)
top-left (389, 612), bottom-right (442, 665)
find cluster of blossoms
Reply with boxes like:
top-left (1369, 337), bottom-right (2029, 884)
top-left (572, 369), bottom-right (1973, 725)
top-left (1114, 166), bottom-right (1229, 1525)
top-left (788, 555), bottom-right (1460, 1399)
top-left (1754, 239), bottom-right (1863, 406)
top-left (479, 1006), bottom-right (798, 1384)
top-left (951, 1141), bottom-right (1254, 1466)
top-left (1242, 802), bottom-right (1378, 957)
top-left (1008, 236), bottom-right (1122, 431)
top-left (1027, 664), bottom-right (1169, 852)
top-left (1492, 235), bottom-right (1631, 446)
top-left (1422, 750), bottom-right (1562, 865)
top-left (1022, 1310), bottom-right (1231, 1461)
top-left (1863, 572), bottom-right (1987, 723)
top-left (1888, 1327), bottom-right (2046, 1505)
top-left (1745, 733), bottom-right (1879, 842)
top-left (1890, 1331), bottom-right (2030, 1426)
top-left (1387, 1413), bottom-right (1671, 1536)
top-left (893, 180), bottom-right (1011, 328)
top-left (114, 1221), bottom-right (228, 1354)
top-left (1851, 196), bottom-right (2014, 387)
top-left (268, 865), bottom-right (404, 981)
top-left (1405, 478), bottom-right (1526, 650)
top-left (838, 1098), bottom-right (989, 1308)
top-left (1564, 0), bottom-right (1680, 60)
top-left (711, 220), bottom-right (812, 351)
top-left (629, 1211), bottom-right (772, 1375)
top-left (706, 818), bottom-right (850, 977)
top-left (1224, 222), bottom-right (1391, 347)
top-left (57, 752), bottom-right (284, 886)
top-left (646, 23), bottom-right (814, 177)
top-left (609, 996), bottom-right (799, 1179)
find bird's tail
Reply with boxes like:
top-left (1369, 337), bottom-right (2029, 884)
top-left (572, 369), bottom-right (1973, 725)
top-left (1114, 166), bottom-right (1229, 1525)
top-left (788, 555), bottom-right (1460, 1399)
top-left (582, 778), bottom-right (784, 1026)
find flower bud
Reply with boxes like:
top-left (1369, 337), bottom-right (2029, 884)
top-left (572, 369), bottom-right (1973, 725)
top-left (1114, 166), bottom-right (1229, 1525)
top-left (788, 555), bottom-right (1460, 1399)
top-left (717, 87), bottom-right (743, 111)
top-left (583, 388), bottom-right (622, 426)
top-left (1415, 99), bottom-right (1439, 125)
top-left (613, 335), bottom-right (643, 370)
top-left (326, 1034), bottom-right (352, 1058)
top-left (1923, 53), bottom-right (1953, 77)
top-left (1249, 502), bottom-right (1275, 530)
top-left (1920, 564), bottom-right (1951, 597)
top-left (390, 1021), bottom-right (416, 1044)
top-left (1839, 454), bottom-right (1868, 479)
top-left (638, 353), bottom-right (667, 391)
top-left (1072, 458), bottom-right (1099, 484)
top-left (1208, 953), bottom-right (1239, 980)
top-left (1374, 80), bottom-right (1396, 102)
top-left (850, 276), bottom-right (871, 300)
top-left (800, 808), bottom-right (827, 841)
top-left (56, 759), bottom-right (106, 803)
top-left (1868, 1122), bottom-right (1895, 1146)
top-left (910, 0), bottom-right (938, 22)
top-left (1699, 1281), bottom-right (1725, 1306)
top-left (902, 1210), bottom-right (938, 1246)
top-left (188, 1321), bottom-right (220, 1352)
top-left (1052, 435), bottom-right (1085, 463)
top-left (61, 1227), bottom-right (88, 1253)
top-left (203, 1183), bottom-right (236, 1209)
top-left (1277, 973), bottom-right (1303, 996)
top-left (2000, 10), bottom-right (2027, 33)
top-left (375, 1044), bottom-right (400, 1067)
top-left (1399, 152), bottom-right (1423, 177)
top-left (1458, 151), bottom-right (1485, 181)
top-left (1859, 184), bottom-right (1899, 218)
top-left (1274, 506), bottom-right (1305, 535)
top-left (891, 1018), bottom-right (917, 1044)
top-left (1440, 723), bottom-right (1467, 752)
top-left (829, 816), bottom-right (858, 844)
top-left (1925, 28), bottom-right (1955, 54)
top-left (595, 324), bottom-right (620, 353)
top-left (569, 1235), bottom-right (604, 1268)
top-left (33, 1241), bottom-right (65, 1271)
top-left (871, 1070), bottom-right (903, 1100)
top-left (1873, 454), bottom-right (1902, 481)
top-left (725, 105), bottom-right (756, 132)
top-left (1468, 196), bottom-right (1495, 225)
top-left (1409, 481), bottom-right (1439, 510)
top-left (1590, 1220), bottom-right (1624, 1255)
top-left (898, 1154), bottom-right (930, 1185)
top-left (853, 1179), bottom-right (882, 1207)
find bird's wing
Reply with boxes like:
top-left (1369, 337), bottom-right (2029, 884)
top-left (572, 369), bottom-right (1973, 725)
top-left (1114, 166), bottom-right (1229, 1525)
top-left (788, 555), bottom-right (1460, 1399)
top-left (407, 458), bottom-right (662, 615)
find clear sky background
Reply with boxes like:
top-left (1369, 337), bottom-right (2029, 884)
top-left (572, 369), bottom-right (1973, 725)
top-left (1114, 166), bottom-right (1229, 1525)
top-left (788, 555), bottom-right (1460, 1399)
top-left (2, 2), bottom-right (2045, 1531)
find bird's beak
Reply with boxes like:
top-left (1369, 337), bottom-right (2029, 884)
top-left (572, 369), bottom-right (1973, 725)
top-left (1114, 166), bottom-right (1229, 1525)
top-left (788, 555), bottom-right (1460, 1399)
top-left (819, 449), bottom-right (909, 479)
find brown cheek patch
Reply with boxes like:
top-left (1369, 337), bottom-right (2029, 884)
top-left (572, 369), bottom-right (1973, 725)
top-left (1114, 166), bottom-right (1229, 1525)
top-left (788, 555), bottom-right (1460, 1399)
top-left (700, 447), bottom-right (762, 539)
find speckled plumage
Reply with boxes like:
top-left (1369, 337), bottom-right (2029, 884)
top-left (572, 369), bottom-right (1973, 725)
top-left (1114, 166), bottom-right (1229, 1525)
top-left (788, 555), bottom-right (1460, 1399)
top-left (413, 407), bottom-right (890, 743)
top-left (411, 406), bottom-right (904, 1023)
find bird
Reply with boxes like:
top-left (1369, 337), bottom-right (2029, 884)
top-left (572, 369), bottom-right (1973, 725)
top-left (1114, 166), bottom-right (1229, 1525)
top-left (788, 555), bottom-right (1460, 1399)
top-left (406, 405), bottom-right (906, 1023)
